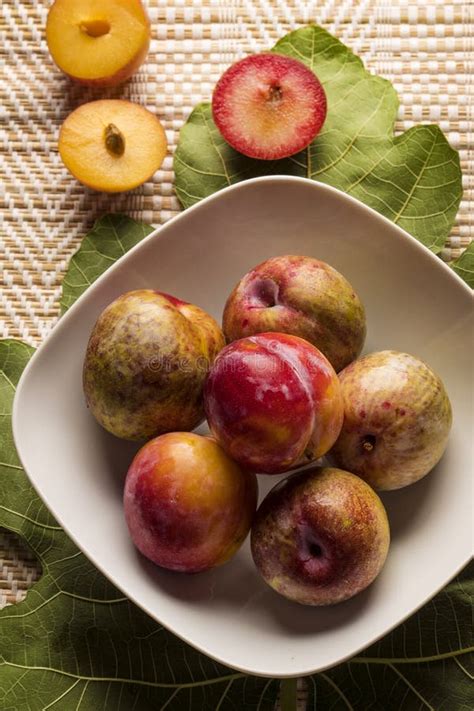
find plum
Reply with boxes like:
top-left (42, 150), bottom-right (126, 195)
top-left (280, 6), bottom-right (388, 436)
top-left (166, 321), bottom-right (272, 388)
top-left (212, 54), bottom-right (326, 160)
top-left (124, 432), bottom-right (258, 572)
top-left (83, 289), bottom-right (225, 440)
top-left (251, 467), bottom-right (390, 605)
top-left (223, 255), bottom-right (366, 372)
top-left (204, 332), bottom-right (343, 473)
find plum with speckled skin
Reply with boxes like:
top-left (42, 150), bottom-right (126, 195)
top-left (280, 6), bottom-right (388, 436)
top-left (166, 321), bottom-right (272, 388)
top-left (251, 467), bottom-right (390, 605)
top-left (83, 290), bottom-right (225, 440)
top-left (204, 332), bottom-right (344, 474)
top-left (124, 432), bottom-right (258, 572)
top-left (223, 256), bottom-right (366, 372)
top-left (329, 351), bottom-right (452, 490)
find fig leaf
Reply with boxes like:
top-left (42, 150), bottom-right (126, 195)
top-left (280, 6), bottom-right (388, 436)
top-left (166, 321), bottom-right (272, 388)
top-left (175, 25), bottom-right (462, 256)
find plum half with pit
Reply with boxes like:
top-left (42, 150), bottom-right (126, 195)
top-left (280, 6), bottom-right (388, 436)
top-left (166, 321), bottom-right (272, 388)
top-left (212, 54), bottom-right (327, 160)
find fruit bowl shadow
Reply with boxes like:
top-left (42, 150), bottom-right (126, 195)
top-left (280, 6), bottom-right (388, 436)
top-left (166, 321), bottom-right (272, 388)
top-left (134, 531), bottom-right (376, 639)
top-left (380, 461), bottom-right (444, 543)
top-left (93, 422), bottom-right (142, 496)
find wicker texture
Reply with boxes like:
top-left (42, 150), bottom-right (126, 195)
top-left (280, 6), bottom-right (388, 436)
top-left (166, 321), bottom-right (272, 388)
top-left (0, 0), bottom-right (472, 606)
top-left (0, 530), bottom-right (41, 607)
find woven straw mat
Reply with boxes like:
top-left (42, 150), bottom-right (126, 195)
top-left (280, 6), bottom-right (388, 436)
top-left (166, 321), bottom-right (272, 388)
top-left (1, 0), bottom-right (472, 609)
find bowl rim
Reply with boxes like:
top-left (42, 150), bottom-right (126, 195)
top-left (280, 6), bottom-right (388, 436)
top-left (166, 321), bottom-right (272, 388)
top-left (24, 177), bottom-right (474, 338)
top-left (12, 175), bottom-right (473, 678)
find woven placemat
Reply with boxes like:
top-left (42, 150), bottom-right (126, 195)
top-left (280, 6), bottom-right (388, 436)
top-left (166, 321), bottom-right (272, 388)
top-left (1, 0), bottom-right (472, 612)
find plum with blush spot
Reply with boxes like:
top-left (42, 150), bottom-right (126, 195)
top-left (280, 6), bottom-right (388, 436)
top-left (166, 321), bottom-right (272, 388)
top-left (204, 332), bottom-right (343, 474)
top-left (83, 289), bottom-right (225, 440)
top-left (251, 467), bottom-right (390, 605)
top-left (124, 432), bottom-right (258, 572)
top-left (223, 255), bottom-right (366, 372)
top-left (329, 350), bottom-right (452, 490)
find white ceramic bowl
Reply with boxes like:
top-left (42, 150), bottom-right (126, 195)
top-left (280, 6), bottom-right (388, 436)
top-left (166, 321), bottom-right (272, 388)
top-left (13, 177), bottom-right (473, 677)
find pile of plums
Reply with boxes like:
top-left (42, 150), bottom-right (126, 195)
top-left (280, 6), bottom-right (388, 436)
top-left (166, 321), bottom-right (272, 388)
top-left (83, 255), bottom-right (452, 606)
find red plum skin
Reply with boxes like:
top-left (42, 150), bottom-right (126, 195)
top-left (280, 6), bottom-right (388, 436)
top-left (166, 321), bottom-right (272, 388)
top-left (204, 332), bottom-right (344, 473)
top-left (223, 256), bottom-right (366, 372)
top-left (124, 432), bottom-right (258, 573)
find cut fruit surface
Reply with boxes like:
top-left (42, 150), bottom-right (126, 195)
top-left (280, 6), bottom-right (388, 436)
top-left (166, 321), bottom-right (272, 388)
top-left (46, 0), bottom-right (150, 87)
top-left (59, 100), bottom-right (167, 193)
top-left (212, 53), bottom-right (327, 160)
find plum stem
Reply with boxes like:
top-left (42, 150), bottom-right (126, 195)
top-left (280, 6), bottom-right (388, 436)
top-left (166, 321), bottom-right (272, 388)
top-left (268, 85), bottom-right (283, 103)
top-left (361, 435), bottom-right (376, 452)
top-left (105, 124), bottom-right (125, 157)
top-left (309, 542), bottom-right (323, 558)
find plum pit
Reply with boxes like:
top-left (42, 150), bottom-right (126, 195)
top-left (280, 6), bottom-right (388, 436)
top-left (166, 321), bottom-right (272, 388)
top-left (104, 123), bottom-right (125, 156)
top-left (80, 19), bottom-right (111, 38)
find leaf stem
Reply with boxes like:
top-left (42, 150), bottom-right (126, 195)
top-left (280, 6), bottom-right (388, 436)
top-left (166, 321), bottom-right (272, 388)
top-left (350, 646), bottom-right (474, 664)
top-left (0, 660), bottom-right (244, 690)
top-left (0, 506), bottom-right (62, 530)
top-left (280, 678), bottom-right (298, 711)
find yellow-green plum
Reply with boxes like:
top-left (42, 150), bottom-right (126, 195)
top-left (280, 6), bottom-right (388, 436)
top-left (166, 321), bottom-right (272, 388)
top-left (204, 332), bottom-right (344, 474)
top-left (251, 467), bottom-right (390, 605)
top-left (223, 256), bottom-right (366, 372)
top-left (83, 290), bottom-right (225, 440)
top-left (329, 351), bottom-right (452, 490)
top-left (124, 432), bottom-right (258, 572)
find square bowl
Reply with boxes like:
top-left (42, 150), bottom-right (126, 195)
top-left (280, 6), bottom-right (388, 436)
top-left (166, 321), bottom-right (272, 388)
top-left (13, 177), bottom-right (473, 677)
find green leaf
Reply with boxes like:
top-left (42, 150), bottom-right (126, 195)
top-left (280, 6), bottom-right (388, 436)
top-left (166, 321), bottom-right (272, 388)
top-left (174, 25), bottom-right (462, 254)
top-left (0, 340), bottom-right (56, 534)
top-left (310, 561), bottom-right (474, 710)
top-left (60, 214), bottom-right (154, 314)
top-left (449, 242), bottom-right (474, 288)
